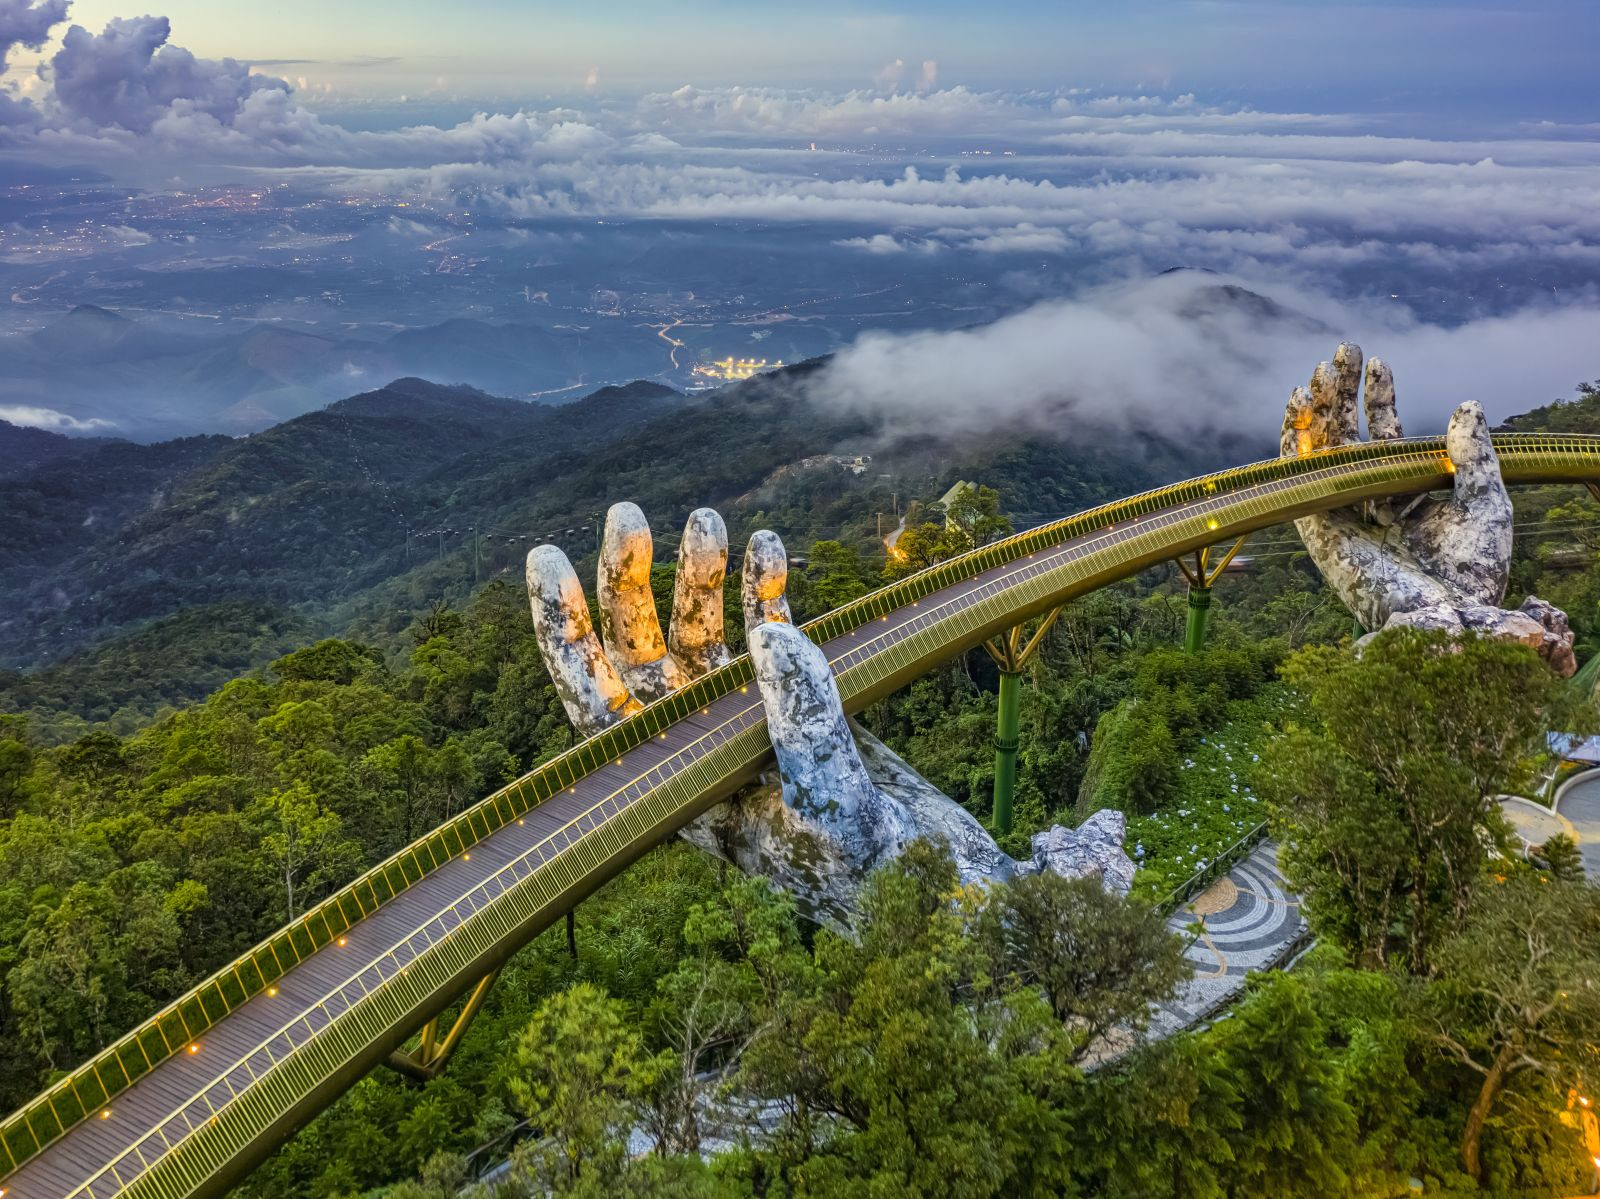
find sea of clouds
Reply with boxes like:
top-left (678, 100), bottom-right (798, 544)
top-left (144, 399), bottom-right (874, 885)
top-left (2, 0), bottom-right (1598, 438)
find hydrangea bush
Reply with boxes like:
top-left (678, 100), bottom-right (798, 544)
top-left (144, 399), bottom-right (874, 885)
top-left (1124, 687), bottom-right (1289, 902)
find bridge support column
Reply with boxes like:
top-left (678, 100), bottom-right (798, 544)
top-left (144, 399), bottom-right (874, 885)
top-left (1184, 587), bottom-right (1212, 654)
top-left (386, 968), bottom-right (500, 1083)
top-left (1174, 537), bottom-right (1246, 654)
top-left (982, 608), bottom-right (1061, 836)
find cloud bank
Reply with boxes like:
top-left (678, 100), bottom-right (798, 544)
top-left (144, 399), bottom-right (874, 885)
top-left (0, 402), bottom-right (117, 431)
top-left (812, 273), bottom-right (1600, 442)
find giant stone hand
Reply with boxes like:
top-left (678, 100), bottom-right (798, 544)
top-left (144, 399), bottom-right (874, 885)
top-left (527, 503), bottom-right (1133, 926)
top-left (1283, 343), bottom-right (1575, 674)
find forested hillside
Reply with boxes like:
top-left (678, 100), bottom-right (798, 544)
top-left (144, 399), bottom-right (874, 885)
top-left (1, 378), bottom-right (1596, 1197)
top-left (1, 367), bottom-right (1244, 734)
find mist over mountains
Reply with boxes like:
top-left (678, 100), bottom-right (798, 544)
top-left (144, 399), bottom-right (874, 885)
top-left (0, 356), bottom-right (1250, 732)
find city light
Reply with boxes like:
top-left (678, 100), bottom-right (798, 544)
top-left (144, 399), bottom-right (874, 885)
top-left (691, 356), bottom-right (785, 382)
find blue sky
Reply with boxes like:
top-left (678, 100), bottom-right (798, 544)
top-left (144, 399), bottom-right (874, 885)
top-left (43, 0), bottom-right (1600, 114)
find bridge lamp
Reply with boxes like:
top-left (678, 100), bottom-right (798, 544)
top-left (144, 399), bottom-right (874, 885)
top-left (267, 987), bottom-right (278, 997)
top-left (1206, 518), bottom-right (1220, 531)
top-left (338, 938), bottom-right (348, 947)
top-left (99, 1108), bottom-right (111, 1120)
top-left (187, 1043), bottom-right (200, 1055)
top-left (462, 853), bottom-right (471, 861)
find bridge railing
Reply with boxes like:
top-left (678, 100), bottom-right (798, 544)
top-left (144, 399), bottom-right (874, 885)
top-left (1156, 822), bottom-right (1272, 916)
top-left (5, 432), bottom-right (1597, 1180)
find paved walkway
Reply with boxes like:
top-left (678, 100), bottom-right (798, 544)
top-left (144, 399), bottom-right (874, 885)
top-left (1554, 772), bottom-right (1600, 880)
top-left (1146, 841), bottom-right (1308, 1039)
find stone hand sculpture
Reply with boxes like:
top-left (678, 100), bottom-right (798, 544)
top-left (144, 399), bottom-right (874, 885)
top-left (527, 503), bottom-right (1134, 926)
top-left (1282, 343), bottom-right (1575, 674)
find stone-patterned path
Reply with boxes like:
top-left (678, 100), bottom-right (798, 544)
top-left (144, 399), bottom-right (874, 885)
top-left (1146, 840), bottom-right (1308, 1039)
top-left (1555, 773), bottom-right (1600, 880)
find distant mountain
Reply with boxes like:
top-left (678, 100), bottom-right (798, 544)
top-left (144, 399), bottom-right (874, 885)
top-left (0, 376), bottom-right (686, 669)
top-left (0, 419), bottom-right (121, 480)
top-left (2, 308), bottom-right (672, 440)
top-left (0, 358), bottom-right (1252, 696)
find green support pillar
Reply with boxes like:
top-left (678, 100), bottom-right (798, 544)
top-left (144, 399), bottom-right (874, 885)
top-left (993, 669), bottom-right (1022, 835)
top-left (1175, 537), bottom-right (1246, 654)
top-left (1184, 586), bottom-right (1213, 654)
top-left (982, 608), bottom-right (1061, 836)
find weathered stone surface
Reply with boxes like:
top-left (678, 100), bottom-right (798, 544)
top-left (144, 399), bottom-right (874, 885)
top-left (741, 530), bottom-right (793, 634)
top-left (598, 501), bottom-right (693, 702)
top-left (526, 544), bottom-right (640, 737)
top-left (1024, 810), bottom-right (1137, 896)
top-left (669, 508), bottom-right (733, 676)
top-left (1364, 357), bottom-right (1401, 441)
top-left (1284, 345), bottom-right (1575, 675)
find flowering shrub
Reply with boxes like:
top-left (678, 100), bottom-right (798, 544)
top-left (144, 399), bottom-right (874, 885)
top-left (1124, 687), bottom-right (1287, 902)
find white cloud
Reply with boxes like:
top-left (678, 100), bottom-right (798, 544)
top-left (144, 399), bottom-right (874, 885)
top-left (811, 273), bottom-right (1600, 442)
top-left (834, 232), bottom-right (941, 254)
top-left (961, 223), bottom-right (1070, 254)
top-left (0, 403), bottom-right (119, 431)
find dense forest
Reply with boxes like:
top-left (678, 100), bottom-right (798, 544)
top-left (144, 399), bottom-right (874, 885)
top-left (1, 377), bottom-right (1598, 1197)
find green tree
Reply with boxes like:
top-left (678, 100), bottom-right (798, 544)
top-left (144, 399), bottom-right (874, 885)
top-left (941, 483), bottom-right (1012, 553)
top-left (271, 639), bottom-right (382, 685)
top-left (1214, 973), bottom-right (1359, 1194)
top-left (980, 871), bottom-right (1187, 1058)
top-left (506, 982), bottom-right (651, 1189)
top-left (797, 540), bottom-right (872, 615)
top-left (1424, 874), bottom-right (1600, 1183)
top-left (1529, 834), bottom-right (1586, 883)
top-left (1261, 629), bottom-right (1566, 973)
top-left (0, 723), bottom-right (34, 820)
top-left (740, 842), bottom-right (1076, 1199)
top-left (646, 874), bottom-right (807, 1156)
top-left (258, 782), bottom-right (361, 920)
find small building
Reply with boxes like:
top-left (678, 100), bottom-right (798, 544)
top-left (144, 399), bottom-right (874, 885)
top-left (938, 481), bottom-right (975, 531)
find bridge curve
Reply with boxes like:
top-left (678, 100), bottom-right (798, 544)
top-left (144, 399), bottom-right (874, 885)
top-left (5, 433), bottom-right (1599, 1199)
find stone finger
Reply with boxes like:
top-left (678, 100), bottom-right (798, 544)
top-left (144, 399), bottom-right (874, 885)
top-left (1308, 342), bottom-right (1362, 447)
top-left (669, 507), bottom-right (732, 677)
top-left (597, 502), bottom-right (692, 701)
top-left (749, 621), bottom-right (903, 860)
top-left (526, 545), bottom-right (640, 737)
top-left (1405, 401), bottom-right (1513, 605)
top-left (1364, 357), bottom-right (1402, 439)
top-left (741, 530), bottom-right (794, 635)
top-left (1281, 386), bottom-right (1315, 457)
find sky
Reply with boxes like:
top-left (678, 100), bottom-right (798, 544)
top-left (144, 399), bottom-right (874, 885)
top-left (12, 0), bottom-right (1600, 110)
